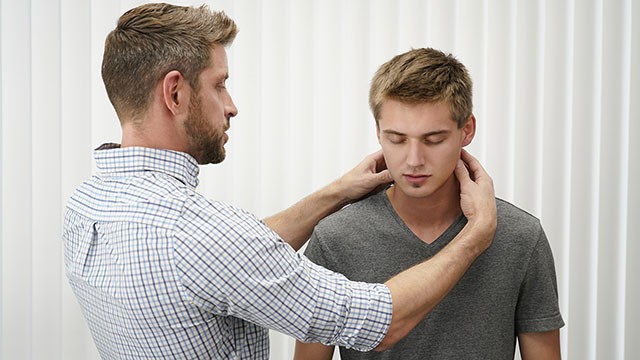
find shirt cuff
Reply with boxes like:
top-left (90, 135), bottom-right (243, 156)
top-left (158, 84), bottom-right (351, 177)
top-left (339, 282), bottom-right (393, 352)
top-left (304, 258), bottom-right (393, 352)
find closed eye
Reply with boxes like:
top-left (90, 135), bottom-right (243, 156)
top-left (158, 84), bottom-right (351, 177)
top-left (423, 137), bottom-right (445, 145)
top-left (386, 134), bottom-right (406, 144)
top-left (423, 131), bottom-right (449, 145)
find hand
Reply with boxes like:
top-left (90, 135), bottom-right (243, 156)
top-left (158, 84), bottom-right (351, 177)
top-left (454, 149), bottom-right (497, 244)
top-left (264, 150), bottom-right (391, 251)
top-left (334, 150), bottom-right (393, 204)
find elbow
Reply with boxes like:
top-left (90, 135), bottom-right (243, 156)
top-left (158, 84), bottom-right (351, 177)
top-left (373, 334), bottom-right (399, 352)
top-left (374, 342), bottom-right (393, 352)
top-left (373, 321), bottom-right (410, 352)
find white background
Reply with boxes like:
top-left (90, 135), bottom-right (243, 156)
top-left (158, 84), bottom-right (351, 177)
top-left (1, 0), bottom-right (638, 359)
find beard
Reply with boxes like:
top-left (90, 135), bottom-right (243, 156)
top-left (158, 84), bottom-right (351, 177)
top-left (184, 93), bottom-right (227, 165)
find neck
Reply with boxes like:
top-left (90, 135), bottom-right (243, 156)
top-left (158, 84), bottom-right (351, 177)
top-left (120, 113), bottom-right (188, 154)
top-left (387, 175), bottom-right (462, 243)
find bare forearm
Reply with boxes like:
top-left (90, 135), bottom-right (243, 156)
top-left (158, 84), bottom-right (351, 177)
top-left (264, 182), bottom-right (348, 251)
top-left (519, 330), bottom-right (561, 360)
top-left (294, 341), bottom-right (335, 360)
top-left (264, 150), bottom-right (391, 251)
top-left (376, 220), bottom-right (494, 351)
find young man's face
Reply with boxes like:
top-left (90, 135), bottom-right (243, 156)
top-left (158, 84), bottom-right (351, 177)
top-left (376, 99), bottom-right (475, 200)
top-left (184, 45), bottom-right (238, 164)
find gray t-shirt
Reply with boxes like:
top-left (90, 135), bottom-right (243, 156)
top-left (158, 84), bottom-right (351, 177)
top-left (304, 190), bottom-right (564, 360)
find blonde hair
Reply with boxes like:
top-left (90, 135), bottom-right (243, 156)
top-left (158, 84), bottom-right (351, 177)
top-left (369, 48), bottom-right (473, 128)
top-left (102, 3), bottom-right (238, 122)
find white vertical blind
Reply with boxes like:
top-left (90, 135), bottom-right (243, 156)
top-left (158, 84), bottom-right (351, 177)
top-left (60, 0), bottom-right (99, 358)
top-left (2, 1), bottom-right (32, 359)
top-left (626, 4), bottom-right (640, 360)
top-left (32, 0), bottom-right (62, 358)
top-left (1, 0), bottom-right (638, 359)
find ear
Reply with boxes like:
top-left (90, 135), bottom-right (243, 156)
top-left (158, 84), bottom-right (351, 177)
top-left (376, 122), bottom-right (381, 144)
top-left (461, 114), bottom-right (476, 147)
top-left (162, 70), bottom-right (188, 116)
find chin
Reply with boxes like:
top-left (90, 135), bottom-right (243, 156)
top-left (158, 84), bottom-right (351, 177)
top-left (397, 185), bottom-right (433, 199)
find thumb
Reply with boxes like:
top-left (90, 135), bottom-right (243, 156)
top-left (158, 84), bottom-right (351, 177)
top-left (376, 169), bottom-right (393, 183)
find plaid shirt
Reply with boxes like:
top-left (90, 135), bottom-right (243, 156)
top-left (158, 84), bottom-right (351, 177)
top-left (63, 145), bottom-right (392, 359)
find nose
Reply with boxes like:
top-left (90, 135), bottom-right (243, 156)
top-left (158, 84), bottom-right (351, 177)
top-left (406, 140), bottom-right (424, 168)
top-left (226, 93), bottom-right (238, 119)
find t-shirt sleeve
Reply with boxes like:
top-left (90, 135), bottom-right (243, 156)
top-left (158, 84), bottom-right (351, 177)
top-left (174, 198), bottom-right (392, 352)
top-left (515, 228), bottom-right (565, 333)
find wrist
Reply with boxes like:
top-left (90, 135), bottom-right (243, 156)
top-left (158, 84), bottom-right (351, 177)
top-left (326, 177), bottom-right (352, 208)
top-left (463, 216), bottom-right (496, 252)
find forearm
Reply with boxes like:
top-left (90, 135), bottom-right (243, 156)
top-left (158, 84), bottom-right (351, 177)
top-left (518, 329), bottom-right (561, 360)
top-left (377, 220), bottom-right (494, 351)
top-left (263, 182), bottom-right (347, 251)
top-left (294, 341), bottom-right (335, 360)
top-left (264, 150), bottom-right (391, 251)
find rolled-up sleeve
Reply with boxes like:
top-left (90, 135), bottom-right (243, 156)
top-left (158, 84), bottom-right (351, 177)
top-left (295, 256), bottom-right (392, 351)
top-left (175, 197), bottom-right (393, 352)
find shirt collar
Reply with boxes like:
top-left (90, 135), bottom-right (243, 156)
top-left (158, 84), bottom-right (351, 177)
top-left (94, 143), bottom-right (200, 189)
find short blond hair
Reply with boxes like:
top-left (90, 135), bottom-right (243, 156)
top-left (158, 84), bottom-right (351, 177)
top-left (102, 3), bottom-right (238, 122)
top-left (369, 48), bottom-right (473, 128)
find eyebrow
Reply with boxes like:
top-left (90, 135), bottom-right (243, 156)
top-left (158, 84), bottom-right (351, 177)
top-left (214, 71), bottom-right (229, 81)
top-left (382, 129), bottom-right (451, 137)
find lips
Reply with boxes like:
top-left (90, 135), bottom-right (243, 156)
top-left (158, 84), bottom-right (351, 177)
top-left (403, 174), bottom-right (430, 184)
top-left (223, 122), bottom-right (230, 142)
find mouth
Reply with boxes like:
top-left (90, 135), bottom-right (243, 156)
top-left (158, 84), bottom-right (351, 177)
top-left (223, 122), bottom-right (231, 142)
top-left (403, 174), bottom-right (430, 185)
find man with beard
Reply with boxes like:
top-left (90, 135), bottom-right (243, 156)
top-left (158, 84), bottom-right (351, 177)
top-left (63, 4), bottom-right (498, 359)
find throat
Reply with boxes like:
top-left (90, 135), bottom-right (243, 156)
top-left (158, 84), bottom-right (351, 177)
top-left (407, 220), bottom-right (458, 244)
top-left (386, 185), bottom-right (462, 244)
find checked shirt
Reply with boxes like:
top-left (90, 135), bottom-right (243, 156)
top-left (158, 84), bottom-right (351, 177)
top-left (63, 144), bottom-right (392, 359)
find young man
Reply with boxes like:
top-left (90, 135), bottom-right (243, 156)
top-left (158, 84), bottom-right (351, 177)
top-left (295, 48), bottom-right (564, 359)
top-left (63, 4), bottom-right (498, 359)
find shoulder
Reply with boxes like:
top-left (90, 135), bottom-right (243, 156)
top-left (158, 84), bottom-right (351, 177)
top-left (67, 174), bottom-right (192, 229)
top-left (494, 199), bottom-right (546, 250)
top-left (306, 192), bottom-right (394, 262)
top-left (491, 198), bottom-right (550, 258)
top-left (314, 191), bottom-right (389, 238)
top-left (496, 198), bottom-right (543, 233)
top-left (181, 194), bottom-right (273, 239)
top-left (175, 194), bottom-right (284, 277)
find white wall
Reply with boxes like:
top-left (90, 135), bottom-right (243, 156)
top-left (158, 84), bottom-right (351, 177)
top-left (1, 0), bottom-right (638, 359)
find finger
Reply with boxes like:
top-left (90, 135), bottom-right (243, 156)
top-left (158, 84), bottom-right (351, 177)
top-left (460, 149), bottom-right (478, 169)
top-left (365, 149), bottom-right (383, 161)
top-left (454, 159), bottom-right (471, 184)
top-left (376, 169), bottom-right (392, 183)
top-left (369, 169), bottom-right (392, 196)
top-left (369, 149), bottom-right (383, 158)
top-left (460, 149), bottom-right (487, 181)
top-left (368, 149), bottom-right (387, 173)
